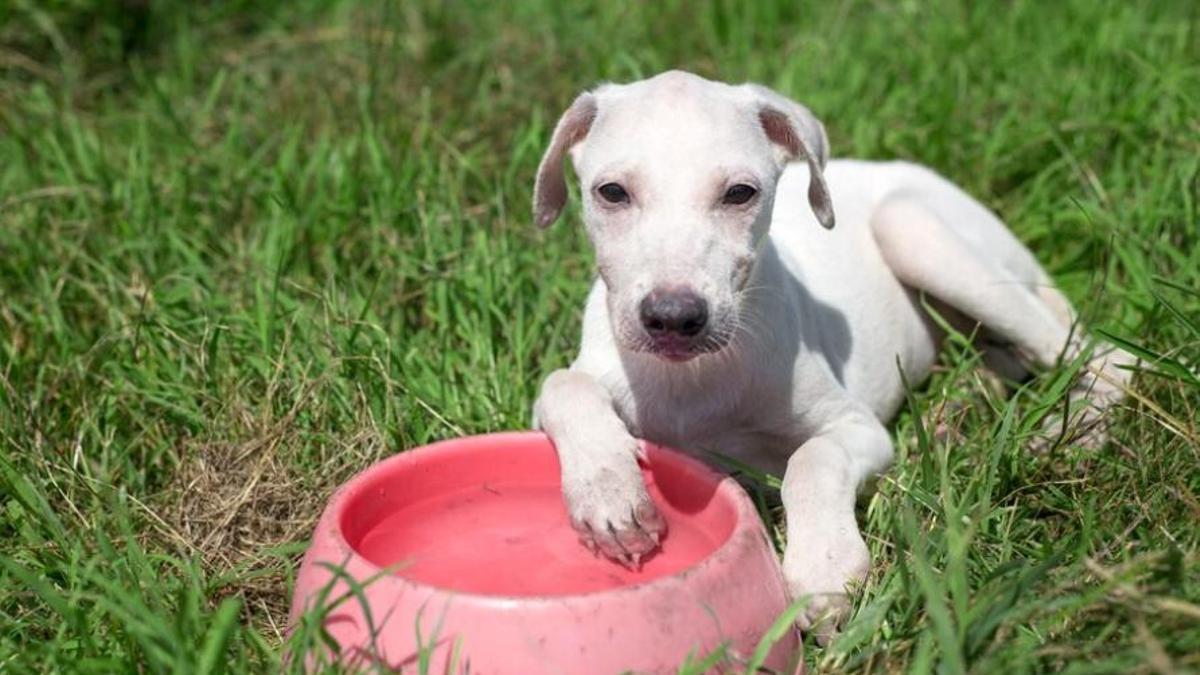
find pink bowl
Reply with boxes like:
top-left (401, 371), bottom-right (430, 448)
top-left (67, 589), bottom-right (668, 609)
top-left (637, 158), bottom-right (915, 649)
top-left (288, 431), bottom-right (799, 673)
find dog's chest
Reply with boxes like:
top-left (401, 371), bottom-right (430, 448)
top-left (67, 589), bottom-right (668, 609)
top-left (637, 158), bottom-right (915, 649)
top-left (611, 369), bottom-right (798, 464)
top-left (619, 388), bottom-right (731, 446)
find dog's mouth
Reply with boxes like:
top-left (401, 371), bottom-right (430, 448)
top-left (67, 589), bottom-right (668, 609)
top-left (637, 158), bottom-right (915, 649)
top-left (639, 332), bottom-right (732, 363)
top-left (651, 338), bottom-right (702, 362)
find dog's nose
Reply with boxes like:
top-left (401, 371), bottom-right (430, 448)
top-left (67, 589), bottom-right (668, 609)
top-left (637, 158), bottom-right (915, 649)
top-left (639, 290), bottom-right (708, 337)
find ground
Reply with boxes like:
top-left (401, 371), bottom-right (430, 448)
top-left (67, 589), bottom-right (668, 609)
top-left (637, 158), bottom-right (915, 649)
top-left (1, 0), bottom-right (1197, 672)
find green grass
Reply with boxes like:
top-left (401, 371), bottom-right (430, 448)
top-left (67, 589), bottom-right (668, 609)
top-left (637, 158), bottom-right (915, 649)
top-left (1, 0), bottom-right (1197, 672)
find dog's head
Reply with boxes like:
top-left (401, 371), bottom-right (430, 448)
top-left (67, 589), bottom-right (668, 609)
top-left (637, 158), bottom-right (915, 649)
top-left (533, 70), bottom-right (833, 362)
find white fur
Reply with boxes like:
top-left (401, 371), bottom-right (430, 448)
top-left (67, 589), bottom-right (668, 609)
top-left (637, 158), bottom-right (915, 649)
top-left (531, 71), bottom-right (1134, 640)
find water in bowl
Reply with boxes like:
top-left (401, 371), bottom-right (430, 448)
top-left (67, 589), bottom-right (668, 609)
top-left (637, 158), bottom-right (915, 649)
top-left (355, 479), bottom-right (723, 596)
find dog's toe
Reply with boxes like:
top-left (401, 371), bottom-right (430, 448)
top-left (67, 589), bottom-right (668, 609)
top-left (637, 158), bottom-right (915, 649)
top-left (614, 516), bottom-right (658, 557)
top-left (584, 521), bottom-right (630, 562)
top-left (1034, 399), bottom-right (1116, 453)
top-left (796, 592), bottom-right (852, 646)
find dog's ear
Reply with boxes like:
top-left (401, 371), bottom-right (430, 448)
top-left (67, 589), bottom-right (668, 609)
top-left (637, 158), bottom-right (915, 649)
top-left (533, 92), bottom-right (598, 228)
top-left (745, 84), bottom-right (834, 229)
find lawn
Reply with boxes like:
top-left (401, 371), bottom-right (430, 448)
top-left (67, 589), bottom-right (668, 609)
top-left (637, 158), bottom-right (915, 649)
top-left (1, 0), bottom-right (1197, 672)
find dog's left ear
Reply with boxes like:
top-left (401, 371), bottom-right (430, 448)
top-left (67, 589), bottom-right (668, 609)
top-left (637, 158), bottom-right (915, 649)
top-left (533, 92), bottom-right (598, 228)
top-left (744, 84), bottom-right (834, 229)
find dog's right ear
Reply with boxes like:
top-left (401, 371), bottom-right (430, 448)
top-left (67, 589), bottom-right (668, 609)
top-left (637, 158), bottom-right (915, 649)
top-left (533, 93), bottom-right (598, 228)
top-left (744, 84), bottom-right (835, 230)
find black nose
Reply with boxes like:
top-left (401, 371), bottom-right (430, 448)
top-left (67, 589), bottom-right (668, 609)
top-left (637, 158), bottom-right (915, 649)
top-left (639, 290), bottom-right (708, 338)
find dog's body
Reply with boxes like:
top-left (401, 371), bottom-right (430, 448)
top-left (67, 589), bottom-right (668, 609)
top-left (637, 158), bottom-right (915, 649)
top-left (531, 71), bottom-right (1132, 637)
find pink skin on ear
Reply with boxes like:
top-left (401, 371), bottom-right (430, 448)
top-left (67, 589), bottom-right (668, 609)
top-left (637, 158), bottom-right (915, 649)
top-left (533, 94), bottom-right (598, 228)
top-left (757, 107), bottom-right (835, 230)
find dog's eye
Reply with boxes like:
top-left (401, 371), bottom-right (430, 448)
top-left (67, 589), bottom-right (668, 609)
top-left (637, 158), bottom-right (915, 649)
top-left (596, 183), bottom-right (630, 204)
top-left (722, 184), bottom-right (758, 205)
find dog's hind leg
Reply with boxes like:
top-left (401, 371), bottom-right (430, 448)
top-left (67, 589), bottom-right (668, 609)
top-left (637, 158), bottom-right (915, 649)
top-left (870, 196), bottom-right (1134, 448)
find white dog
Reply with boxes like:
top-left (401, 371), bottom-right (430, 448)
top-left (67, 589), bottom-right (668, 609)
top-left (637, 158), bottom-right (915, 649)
top-left (531, 70), bottom-right (1133, 638)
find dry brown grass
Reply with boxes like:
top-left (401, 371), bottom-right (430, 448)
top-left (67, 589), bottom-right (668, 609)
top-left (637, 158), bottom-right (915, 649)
top-left (164, 416), bottom-right (388, 640)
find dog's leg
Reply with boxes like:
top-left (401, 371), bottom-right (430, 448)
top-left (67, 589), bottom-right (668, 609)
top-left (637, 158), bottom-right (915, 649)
top-left (533, 369), bottom-right (666, 565)
top-left (871, 197), bottom-right (1134, 447)
top-left (782, 404), bottom-right (893, 643)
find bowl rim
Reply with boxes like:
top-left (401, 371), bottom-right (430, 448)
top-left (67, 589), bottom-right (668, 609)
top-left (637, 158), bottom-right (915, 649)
top-left (317, 430), bottom-right (767, 605)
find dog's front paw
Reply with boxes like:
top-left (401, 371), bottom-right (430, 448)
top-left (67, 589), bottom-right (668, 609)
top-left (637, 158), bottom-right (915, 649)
top-left (561, 444), bottom-right (666, 567)
top-left (783, 521), bottom-right (870, 645)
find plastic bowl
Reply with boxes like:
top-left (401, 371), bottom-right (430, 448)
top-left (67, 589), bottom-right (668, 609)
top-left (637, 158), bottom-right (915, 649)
top-left (288, 431), bottom-right (798, 673)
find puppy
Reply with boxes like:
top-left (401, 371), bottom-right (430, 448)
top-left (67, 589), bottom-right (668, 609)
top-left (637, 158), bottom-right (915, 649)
top-left (531, 70), bottom-right (1133, 638)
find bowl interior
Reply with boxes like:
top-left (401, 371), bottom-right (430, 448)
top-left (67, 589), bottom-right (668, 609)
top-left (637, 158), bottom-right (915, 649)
top-left (339, 433), bottom-right (738, 596)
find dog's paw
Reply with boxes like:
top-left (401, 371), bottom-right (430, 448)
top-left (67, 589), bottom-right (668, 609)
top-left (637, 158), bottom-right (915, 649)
top-left (1033, 401), bottom-right (1113, 452)
top-left (1034, 343), bottom-right (1136, 452)
top-left (561, 445), bottom-right (666, 567)
top-left (783, 521), bottom-right (870, 645)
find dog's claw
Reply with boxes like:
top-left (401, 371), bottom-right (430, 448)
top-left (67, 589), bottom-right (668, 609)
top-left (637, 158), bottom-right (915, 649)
top-left (614, 553), bottom-right (642, 571)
